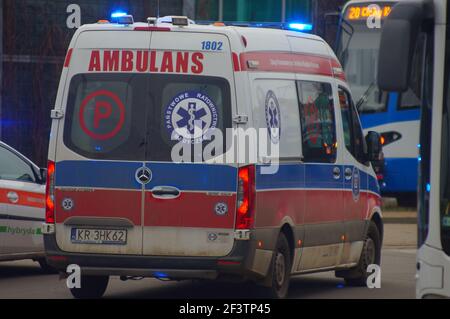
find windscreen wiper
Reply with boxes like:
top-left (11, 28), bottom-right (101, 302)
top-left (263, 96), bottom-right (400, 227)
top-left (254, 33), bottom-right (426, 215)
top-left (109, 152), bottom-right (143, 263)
top-left (356, 81), bottom-right (377, 111)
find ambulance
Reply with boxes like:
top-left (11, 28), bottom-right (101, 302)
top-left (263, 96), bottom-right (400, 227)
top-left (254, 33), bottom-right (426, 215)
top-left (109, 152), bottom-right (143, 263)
top-left (0, 141), bottom-right (52, 271)
top-left (42, 14), bottom-right (383, 298)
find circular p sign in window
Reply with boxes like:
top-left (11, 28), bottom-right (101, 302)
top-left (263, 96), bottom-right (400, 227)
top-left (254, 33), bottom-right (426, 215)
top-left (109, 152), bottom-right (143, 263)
top-left (79, 90), bottom-right (125, 140)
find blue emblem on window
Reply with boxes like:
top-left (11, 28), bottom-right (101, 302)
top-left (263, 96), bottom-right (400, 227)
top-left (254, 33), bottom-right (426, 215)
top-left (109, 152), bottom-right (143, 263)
top-left (165, 91), bottom-right (218, 144)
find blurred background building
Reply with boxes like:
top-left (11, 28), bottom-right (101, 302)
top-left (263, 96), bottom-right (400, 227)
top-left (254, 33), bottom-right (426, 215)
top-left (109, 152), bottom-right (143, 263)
top-left (0, 0), bottom-right (346, 166)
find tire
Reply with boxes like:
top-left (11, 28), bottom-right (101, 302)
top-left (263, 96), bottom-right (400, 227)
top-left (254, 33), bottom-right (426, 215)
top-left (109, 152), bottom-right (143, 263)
top-left (37, 258), bottom-right (58, 274)
top-left (336, 221), bottom-right (381, 287)
top-left (69, 275), bottom-right (109, 299)
top-left (262, 233), bottom-right (292, 299)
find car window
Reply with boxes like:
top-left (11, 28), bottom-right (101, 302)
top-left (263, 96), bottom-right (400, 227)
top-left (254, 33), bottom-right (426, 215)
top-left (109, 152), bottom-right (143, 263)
top-left (0, 146), bottom-right (36, 183)
top-left (339, 88), bottom-right (353, 153)
top-left (297, 81), bottom-right (337, 163)
top-left (339, 87), bottom-right (368, 165)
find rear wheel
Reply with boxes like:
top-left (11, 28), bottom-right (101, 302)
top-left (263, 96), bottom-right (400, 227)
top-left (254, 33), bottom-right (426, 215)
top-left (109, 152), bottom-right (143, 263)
top-left (69, 275), bottom-right (109, 299)
top-left (262, 233), bottom-right (292, 298)
top-left (336, 221), bottom-right (381, 286)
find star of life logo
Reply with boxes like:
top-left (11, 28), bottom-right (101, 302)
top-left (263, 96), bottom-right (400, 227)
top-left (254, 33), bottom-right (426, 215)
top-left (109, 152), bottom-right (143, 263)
top-left (265, 90), bottom-right (281, 144)
top-left (165, 91), bottom-right (219, 144)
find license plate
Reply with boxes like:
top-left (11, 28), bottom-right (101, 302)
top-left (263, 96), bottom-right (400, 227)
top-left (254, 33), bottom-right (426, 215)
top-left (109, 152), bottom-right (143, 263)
top-left (70, 228), bottom-right (127, 245)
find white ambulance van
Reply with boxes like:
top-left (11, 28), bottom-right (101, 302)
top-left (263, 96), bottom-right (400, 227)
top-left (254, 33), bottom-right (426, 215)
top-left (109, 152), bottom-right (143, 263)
top-left (43, 15), bottom-right (383, 298)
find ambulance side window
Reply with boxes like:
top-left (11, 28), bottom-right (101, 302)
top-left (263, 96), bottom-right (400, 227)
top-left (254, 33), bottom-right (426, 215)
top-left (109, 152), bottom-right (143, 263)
top-left (0, 146), bottom-right (36, 183)
top-left (339, 87), bottom-right (367, 165)
top-left (251, 79), bottom-right (302, 160)
top-left (297, 81), bottom-right (337, 163)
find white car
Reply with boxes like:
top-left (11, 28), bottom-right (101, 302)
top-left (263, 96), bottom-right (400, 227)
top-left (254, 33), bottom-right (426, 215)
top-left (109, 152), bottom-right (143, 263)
top-left (0, 141), bottom-right (51, 271)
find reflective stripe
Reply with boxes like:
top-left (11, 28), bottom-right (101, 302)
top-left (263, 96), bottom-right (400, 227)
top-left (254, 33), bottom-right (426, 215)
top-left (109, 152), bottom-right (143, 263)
top-left (239, 51), bottom-right (341, 78)
top-left (0, 188), bottom-right (44, 208)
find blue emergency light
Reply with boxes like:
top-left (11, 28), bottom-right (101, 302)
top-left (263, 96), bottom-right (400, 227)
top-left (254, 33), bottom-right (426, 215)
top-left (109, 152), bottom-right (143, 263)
top-left (111, 11), bottom-right (134, 25)
top-left (197, 20), bottom-right (313, 33)
top-left (153, 272), bottom-right (170, 280)
top-left (111, 11), bottom-right (127, 18)
top-left (288, 22), bottom-right (313, 31)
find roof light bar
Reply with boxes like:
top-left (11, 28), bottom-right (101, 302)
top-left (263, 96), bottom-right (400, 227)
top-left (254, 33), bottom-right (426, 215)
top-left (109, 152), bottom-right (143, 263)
top-left (288, 23), bottom-right (313, 31)
top-left (171, 16), bottom-right (189, 26)
top-left (157, 15), bottom-right (195, 26)
top-left (147, 17), bottom-right (157, 25)
top-left (197, 21), bottom-right (313, 32)
top-left (111, 11), bottom-right (127, 18)
top-left (111, 11), bottom-right (134, 25)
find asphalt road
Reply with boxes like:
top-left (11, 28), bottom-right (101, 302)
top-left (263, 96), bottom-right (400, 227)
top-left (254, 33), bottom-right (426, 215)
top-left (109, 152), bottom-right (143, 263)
top-left (0, 248), bottom-right (416, 299)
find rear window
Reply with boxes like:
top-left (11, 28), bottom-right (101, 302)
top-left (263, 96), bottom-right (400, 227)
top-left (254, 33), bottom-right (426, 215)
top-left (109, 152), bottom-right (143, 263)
top-left (64, 74), bottom-right (232, 161)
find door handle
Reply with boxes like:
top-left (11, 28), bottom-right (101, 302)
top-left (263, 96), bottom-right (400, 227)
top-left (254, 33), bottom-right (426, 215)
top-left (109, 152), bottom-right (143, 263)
top-left (151, 186), bottom-right (180, 199)
top-left (344, 168), bottom-right (353, 180)
top-left (7, 191), bottom-right (19, 204)
top-left (333, 167), bottom-right (341, 180)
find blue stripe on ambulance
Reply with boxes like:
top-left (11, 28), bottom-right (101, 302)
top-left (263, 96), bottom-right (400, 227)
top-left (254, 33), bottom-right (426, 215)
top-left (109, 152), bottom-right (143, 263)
top-left (256, 164), bottom-right (378, 193)
top-left (56, 161), bottom-right (379, 194)
top-left (55, 161), bottom-right (237, 192)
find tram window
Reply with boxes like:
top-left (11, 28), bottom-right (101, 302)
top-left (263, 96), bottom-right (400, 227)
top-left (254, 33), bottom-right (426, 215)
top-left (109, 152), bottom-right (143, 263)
top-left (398, 33), bottom-right (426, 110)
top-left (440, 28), bottom-right (450, 256)
top-left (418, 32), bottom-right (433, 248)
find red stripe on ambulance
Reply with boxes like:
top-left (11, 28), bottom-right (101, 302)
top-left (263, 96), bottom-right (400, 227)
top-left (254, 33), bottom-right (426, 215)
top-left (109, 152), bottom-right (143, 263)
top-left (55, 189), bottom-right (142, 225)
top-left (144, 192), bottom-right (236, 229)
top-left (239, 52), bottom-right (344, 80)
top-left (87, 50), bottom-right (204, 74)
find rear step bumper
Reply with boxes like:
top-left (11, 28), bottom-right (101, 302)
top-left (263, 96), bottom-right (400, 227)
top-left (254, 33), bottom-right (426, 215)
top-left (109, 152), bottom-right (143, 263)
top-left (43, 234), bottom-right (253, 279)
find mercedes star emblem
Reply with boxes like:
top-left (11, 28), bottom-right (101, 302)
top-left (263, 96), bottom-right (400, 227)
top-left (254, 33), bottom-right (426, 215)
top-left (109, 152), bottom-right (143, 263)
top-left (135, 167), bottom-right (152, 185)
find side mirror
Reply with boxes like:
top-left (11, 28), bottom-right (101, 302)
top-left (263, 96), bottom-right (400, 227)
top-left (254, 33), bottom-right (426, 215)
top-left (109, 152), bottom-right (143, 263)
top-left (366, 131), bottom-right (382, 162)
top-left (39, 168), bottom-right (47, 185)
top-left (377, 1), bottom-right (433, 92)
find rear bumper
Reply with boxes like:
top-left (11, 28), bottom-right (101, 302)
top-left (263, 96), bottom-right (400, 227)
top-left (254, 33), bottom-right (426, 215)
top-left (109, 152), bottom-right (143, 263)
top-left (43, 233), bottom-right (254, 280)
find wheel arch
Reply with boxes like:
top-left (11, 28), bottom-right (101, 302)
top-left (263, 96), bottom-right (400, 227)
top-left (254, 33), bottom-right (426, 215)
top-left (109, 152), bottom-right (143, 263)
top-left (369, 210), bottom-right (384, 245)
top-left (279, 223), bottom-right (295, 262)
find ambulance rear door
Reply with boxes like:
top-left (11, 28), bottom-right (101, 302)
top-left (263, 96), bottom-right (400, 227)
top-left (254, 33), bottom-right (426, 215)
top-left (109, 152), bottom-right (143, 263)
top-left (54, 29), bottom-right (151, 255)
top-left (142, 30), bottom-right (239, 257)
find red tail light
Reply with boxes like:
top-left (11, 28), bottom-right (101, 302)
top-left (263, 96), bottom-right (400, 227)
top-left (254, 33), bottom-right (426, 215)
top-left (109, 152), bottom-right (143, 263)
top-left (236, 165), bottom-right (256, 229)
top-left (46, 161), bottom-right (56, 224)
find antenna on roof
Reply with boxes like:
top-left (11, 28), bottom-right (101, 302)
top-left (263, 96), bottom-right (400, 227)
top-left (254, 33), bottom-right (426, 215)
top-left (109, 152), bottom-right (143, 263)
top-left (157, 0), bottom-right (160, 18)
